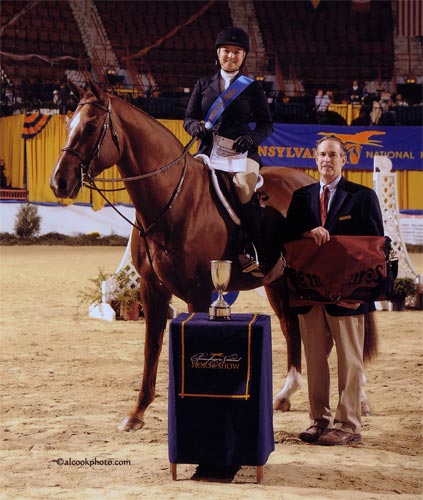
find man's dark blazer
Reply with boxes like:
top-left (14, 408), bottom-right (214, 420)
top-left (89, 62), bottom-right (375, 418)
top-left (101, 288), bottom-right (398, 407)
top-left (285, 176), bottom-right (384, 316)
top-left (184, 71), bottom-right (273, 165)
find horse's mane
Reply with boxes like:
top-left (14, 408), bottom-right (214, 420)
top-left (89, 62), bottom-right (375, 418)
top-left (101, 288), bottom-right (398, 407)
top-left (108, 91), bottom-right (186, 149)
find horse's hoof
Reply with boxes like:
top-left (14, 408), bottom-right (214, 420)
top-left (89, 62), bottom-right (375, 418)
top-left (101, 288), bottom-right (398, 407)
top-left (117, 415), bottom-right (145, 432)
top-left (273, 396), bottom-right (291, 412)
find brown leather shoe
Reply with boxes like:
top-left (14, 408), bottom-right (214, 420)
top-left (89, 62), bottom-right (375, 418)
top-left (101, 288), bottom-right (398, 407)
top-left (318, 428), bottom-right (361, 446)
top-left (299, 425), bottom-right (326, 443)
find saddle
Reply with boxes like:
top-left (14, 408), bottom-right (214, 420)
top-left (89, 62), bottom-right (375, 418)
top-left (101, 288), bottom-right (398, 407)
top-left (211, 170), bottom-right (285, 282)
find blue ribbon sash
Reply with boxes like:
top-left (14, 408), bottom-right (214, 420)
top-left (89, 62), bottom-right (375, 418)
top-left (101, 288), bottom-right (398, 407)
top-left (204, 75), bottom-right (254, 130)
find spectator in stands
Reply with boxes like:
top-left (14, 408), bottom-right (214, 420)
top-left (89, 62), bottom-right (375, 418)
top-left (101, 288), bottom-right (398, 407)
top-left (32, 78), bottom-right (44, 107)
top-left (0, 160), bottom-right (10, 189)
top-left (58, 81), bottom-right (72, 115)
top-left (20, 78), bottom-right (32, 107)
top-left (379, 89), bottom-right (393, 113)
top-left (315, 89), bottom-right (331, 113)
top-left (394, 93), bottom-right (408, 106)
top-left (377, 89), bottom-right (396, 125)
top-left (370, 99), bottom-right (382, 125)
top-left (350, 107), bottom-right (371, 126)
top-left (52, 89), bottom-right (61, 106)
top-left (347, 80), bottom-right (363, 104)
top-left (184, 26), bottom-right (273, 276)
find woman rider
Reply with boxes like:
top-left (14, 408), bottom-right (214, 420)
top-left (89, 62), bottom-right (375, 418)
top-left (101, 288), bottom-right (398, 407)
top-left (184, 26), bottom-right (273, 275)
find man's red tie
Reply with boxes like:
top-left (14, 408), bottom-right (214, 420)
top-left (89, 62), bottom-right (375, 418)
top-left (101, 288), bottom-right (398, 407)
top-left (320, 186), bottom-right (329, 226)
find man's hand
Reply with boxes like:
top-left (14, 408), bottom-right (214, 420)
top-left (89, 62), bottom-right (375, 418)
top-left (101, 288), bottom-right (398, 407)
top-left (303, 226), bottom-right (330, 246)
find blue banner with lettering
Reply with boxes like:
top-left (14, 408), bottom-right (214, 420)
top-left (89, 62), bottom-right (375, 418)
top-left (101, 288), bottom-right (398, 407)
top-left (259, 125), bottom-right (422, 171)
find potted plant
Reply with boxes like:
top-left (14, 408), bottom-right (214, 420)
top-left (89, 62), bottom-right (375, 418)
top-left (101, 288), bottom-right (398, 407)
top-left (113, 269), bottom-right (142, 321)
top-left (78, 267), bottom-right (113, 310)
top-left (405, 282), bottom-right (423, 310)
top-left (390, 277), bottom-right (418, 311)
top-left (78, 267), bottom-right (142, 320)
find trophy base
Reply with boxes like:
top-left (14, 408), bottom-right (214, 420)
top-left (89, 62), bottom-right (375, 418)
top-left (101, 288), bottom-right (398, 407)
top-left (208, 305), bottom-right (232, 321)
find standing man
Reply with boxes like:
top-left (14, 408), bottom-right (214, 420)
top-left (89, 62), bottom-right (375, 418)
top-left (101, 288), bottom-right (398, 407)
top-left (285, 135), bottom-right (384, 445)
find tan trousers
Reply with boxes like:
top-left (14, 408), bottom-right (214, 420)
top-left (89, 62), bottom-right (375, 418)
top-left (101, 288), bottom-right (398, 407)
top-left (232, 158), bottom-right (260, 204)
top-left (299, 305), bottom-right (365, 434)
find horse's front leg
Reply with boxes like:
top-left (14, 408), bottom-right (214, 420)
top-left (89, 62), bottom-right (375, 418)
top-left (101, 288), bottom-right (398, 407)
top-left (118, 277), bottom-right (172, 432)
top-left (265, 282), bottom-right (302, 411)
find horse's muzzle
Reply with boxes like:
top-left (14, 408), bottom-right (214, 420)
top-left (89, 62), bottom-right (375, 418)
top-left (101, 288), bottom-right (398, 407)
top-left (50, 167), bottom-right (81, 199)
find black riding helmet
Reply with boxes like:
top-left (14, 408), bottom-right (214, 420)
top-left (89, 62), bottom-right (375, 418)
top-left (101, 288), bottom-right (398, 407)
top-left (215, 26), bottom-right (249, 53)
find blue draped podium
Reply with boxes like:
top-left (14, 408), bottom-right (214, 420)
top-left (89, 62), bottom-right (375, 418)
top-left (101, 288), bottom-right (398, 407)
top-left (168, 313), bottom-right (274, 467)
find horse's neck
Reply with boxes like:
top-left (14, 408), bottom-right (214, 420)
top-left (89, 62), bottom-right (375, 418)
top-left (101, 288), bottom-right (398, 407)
top-left (112, 103), bottom-right (213, 227)
top-left (117, 106), bottom-right (183, 173)
top-left (114, 101), bottom-right (186, 196)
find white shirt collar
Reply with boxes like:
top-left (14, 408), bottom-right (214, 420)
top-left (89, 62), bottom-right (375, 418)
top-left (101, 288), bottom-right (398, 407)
top-left (320, 175), bottom-right (341, 192)
top-left (221, 69), bottom-right (239, 79)
top-left (220, 70), bottom-right (239, 90)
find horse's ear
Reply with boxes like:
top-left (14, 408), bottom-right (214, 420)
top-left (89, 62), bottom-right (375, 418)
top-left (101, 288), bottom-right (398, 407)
top-left (67, 79), bottom-right (85, 101)
top-left (87, 80), bottom-right (105, 101)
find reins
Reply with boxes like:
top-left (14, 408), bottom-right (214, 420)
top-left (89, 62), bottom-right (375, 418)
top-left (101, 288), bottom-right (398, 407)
top-left (88, 154), bottom-right (189, 238)
top-left (89, 136), bottom-right (196, 184)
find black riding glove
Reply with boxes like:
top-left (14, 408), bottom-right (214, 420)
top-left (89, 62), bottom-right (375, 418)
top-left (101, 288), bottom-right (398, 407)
top-left (192, 123), bottom-right (208, 140)
top-left (233, 134), bottom-right (254, 153)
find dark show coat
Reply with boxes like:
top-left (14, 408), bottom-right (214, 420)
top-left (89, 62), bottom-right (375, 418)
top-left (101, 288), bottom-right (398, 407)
top-left (184, 71), bottom-right (273, 166)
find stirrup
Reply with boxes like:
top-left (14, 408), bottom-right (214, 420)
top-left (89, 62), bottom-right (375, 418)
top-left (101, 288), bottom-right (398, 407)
top-left (239, 243), bottom-right (264, 277)
top-left (241, 255), bottom-right (260, 273)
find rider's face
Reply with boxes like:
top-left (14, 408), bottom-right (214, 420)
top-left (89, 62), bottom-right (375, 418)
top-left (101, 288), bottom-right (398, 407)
top-left (217, 45), bottom-right (246, 72)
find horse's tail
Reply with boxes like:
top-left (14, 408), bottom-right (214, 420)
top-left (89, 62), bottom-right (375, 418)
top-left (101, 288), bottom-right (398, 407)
top-left (363, 311), bottom-right (379, 363)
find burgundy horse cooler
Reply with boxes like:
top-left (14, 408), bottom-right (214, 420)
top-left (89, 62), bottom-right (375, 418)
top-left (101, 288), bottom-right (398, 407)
top-left (168, 313), bottom-right (274, 483)
top-left (283, 235), bottom-right (397, 307)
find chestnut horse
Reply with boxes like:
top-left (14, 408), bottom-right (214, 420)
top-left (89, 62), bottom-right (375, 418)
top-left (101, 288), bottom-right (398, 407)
top-left (50, 81), bottom-right (374, 431)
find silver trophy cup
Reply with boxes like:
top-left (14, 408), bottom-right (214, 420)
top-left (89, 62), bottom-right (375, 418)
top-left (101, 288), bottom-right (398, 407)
top-left (209, 260), bottom-right (232, 320)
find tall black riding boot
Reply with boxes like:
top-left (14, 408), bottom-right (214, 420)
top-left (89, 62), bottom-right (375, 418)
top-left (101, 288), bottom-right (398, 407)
top-left (238, 195), bottom-right (264, 275)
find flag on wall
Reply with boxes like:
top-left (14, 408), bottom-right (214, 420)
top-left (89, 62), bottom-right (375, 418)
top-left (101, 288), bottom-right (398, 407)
top-left (397, 0), bottom-right (423, 37)
top-left (21, 112), bottom-right (52, 139)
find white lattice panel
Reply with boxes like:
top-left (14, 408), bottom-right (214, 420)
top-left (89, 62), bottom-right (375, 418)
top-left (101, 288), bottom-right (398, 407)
top-left (104, 241), bottom-right (141, 302)
top-left (89, 229), bottom-right (141, 321)
top-left (89, 216), bottom-right (176, 321)
top-left (373, 157), bottom-right (421, 282)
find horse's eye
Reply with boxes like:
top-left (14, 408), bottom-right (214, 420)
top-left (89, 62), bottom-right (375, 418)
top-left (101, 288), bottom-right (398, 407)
top-left (85, 123), bottom-right (97, 135)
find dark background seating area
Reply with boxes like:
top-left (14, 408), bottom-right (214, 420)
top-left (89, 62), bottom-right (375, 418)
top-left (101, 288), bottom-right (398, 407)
top-left (1, 0), bottom-right (421, 124)
top-left (254, 0), bottom-right (394, 95)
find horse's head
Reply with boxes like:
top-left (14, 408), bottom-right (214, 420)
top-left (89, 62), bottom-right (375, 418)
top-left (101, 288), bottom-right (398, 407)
top-left (50, 80), bottom-right (121, 199)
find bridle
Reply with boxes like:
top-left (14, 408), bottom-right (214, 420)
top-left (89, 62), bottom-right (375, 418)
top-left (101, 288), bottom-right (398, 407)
top-left (61, 98), bottom-right (121, 185)
top-left (61, 97), bottom-right (195, 238)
